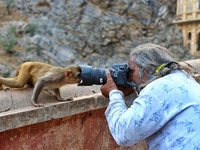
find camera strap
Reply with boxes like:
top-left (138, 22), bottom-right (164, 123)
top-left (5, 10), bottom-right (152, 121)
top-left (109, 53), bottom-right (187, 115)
top-left (153, 62), bottom-right (178, 75)
top-left (126, 81), bottom-right (138, 88)
top-left (154, 63), bottom-right (166, 74)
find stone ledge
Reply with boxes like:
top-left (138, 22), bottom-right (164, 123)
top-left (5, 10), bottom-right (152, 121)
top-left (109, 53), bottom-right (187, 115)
top-left (0, 85), bottom-right (108, 132)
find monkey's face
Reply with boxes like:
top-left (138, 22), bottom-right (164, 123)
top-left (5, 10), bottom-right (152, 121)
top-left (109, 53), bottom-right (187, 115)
top-left (66, 66), bottom-right (82, 84)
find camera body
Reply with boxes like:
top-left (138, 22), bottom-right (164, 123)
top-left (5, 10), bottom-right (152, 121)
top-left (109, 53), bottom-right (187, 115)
top-left (109, 64), bottom-right (129, 86)
top-left (78, 64), bottom-right (135, 87)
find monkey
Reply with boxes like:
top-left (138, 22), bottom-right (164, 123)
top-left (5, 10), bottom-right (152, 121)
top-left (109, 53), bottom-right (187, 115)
top-left (0, 62), bottom-right (82, 107)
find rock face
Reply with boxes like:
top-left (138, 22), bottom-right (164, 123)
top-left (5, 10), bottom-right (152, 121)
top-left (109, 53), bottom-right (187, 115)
top-left (0, 0), bottom-right (197, 75)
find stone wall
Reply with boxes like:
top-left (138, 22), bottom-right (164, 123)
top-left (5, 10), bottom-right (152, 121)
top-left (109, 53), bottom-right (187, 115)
top-left (0, 108), bottom-right (147, 150)
top-left (0, 84), bottom-right (146, 150)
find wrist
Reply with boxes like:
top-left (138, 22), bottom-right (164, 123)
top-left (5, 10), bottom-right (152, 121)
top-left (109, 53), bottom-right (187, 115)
top-left (109, 90), bottom-right (124, 98)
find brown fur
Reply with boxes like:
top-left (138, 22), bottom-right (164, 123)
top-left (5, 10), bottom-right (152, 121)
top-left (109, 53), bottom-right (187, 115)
top-left (0, 62), bottom-right (81, 107)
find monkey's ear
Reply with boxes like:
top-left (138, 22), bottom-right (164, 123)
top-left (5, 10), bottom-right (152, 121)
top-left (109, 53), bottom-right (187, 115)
top-left (66, 70), bottom-right (72, 77)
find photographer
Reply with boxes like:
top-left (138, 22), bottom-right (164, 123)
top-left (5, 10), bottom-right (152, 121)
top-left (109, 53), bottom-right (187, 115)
top-left (100, 43), bottom-right (200, 149)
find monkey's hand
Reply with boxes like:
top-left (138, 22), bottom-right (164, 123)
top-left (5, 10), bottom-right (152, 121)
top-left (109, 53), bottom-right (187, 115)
top-left (52, 89), bottom-right (73, 101)
top-left (32, 101), bottom-right (44, 107)
top-left (56, 96), bottom-right (73, 101)
top-left (65, 97), bottom-right (73, 101)
top-left (31, 94), bottom-right (44, 107)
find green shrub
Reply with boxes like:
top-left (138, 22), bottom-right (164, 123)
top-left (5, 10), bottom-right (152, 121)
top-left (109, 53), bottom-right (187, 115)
top-left (0, 26), bottom-right (17, 54)
top-left (25, 23), bottom-right (38, 36)
top-left (1, 71), bottom-right (10, 78)
top-left (6, 0), bottom-right (14, 15)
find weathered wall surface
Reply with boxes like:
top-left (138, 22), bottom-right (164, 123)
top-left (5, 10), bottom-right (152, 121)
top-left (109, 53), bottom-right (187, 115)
top-left (0, 108), bottom-right (146, 150)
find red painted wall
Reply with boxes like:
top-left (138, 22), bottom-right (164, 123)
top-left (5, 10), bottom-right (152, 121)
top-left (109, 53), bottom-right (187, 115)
top-left (0, 108), bottom-right (146, 150)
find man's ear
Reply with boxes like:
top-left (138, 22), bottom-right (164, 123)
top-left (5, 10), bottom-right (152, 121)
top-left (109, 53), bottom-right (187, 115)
top-left (66, 70), bottom-right (72, 77)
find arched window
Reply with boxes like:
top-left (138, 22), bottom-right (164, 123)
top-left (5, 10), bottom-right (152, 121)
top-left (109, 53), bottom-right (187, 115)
top-left (196, 32), bottom-right (200, 51)
top-left (188, 32), bottom-right (192, 40)
top-left (188, 0), bottom-right (193, 12)
top-left (179, 0), bottom-right (183, 14)
top-left (197, 0), bottom-right (200, 10)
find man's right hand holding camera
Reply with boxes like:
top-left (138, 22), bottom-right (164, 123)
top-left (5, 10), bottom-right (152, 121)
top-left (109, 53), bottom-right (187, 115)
top-left (101, 70), bottom-right (135, 98)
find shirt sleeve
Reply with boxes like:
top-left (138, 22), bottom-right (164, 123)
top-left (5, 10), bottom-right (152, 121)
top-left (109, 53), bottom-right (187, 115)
top-left (105, 89), bottom-right (166, 147)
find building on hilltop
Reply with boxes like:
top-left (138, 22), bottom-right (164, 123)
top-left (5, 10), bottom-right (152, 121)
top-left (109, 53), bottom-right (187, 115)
top-left (175, 0), bottom-right (200, 55)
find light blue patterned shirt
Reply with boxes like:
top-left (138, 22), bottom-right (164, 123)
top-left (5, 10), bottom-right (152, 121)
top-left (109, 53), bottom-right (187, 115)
top-left (105, 70), bottom-right (200, 150)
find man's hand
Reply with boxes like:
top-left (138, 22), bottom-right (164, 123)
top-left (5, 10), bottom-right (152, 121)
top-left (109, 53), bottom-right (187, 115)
top-left (100, 69), bottom-right (117, 98)
top-left (100, 70), bottom-right (136, 98)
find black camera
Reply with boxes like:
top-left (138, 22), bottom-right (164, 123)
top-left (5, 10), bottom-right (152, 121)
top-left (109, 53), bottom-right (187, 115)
top-left (78, 64), bottom-right (137, 87)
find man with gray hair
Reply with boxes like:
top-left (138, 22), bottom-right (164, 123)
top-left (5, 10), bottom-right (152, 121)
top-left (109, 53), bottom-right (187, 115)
top-left (101, 43), bottom-right (200, 149)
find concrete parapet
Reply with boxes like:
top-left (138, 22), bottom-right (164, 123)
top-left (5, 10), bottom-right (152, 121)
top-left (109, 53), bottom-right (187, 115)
top-left (0, 84), bottom-right (146, 149)
top-left (0, 85), bottom-right (105, 132)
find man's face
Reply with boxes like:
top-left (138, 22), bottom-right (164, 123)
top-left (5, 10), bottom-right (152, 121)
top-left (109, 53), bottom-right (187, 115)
top-left (128, 55), bottom-right (149, 86)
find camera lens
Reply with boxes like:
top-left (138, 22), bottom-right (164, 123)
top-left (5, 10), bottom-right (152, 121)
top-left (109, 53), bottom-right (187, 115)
top-left (78, 65), bottom-right (106, 86)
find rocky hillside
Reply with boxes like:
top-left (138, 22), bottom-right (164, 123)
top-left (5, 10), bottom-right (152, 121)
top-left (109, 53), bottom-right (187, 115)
top-left (0, 0), bottom-right (197, 76)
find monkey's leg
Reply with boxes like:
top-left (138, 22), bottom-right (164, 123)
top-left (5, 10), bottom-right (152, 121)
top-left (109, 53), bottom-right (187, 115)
top-left (31, 77), bottom-right (46, 107)
top-left (0, 71), bottom-right (30, 88)
top-left (53, 89), bottom-right (73, 101)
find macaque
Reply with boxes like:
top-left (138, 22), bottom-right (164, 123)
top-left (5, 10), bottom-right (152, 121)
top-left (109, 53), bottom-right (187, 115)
top-left (0, 62), bottom-right (82, 107)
